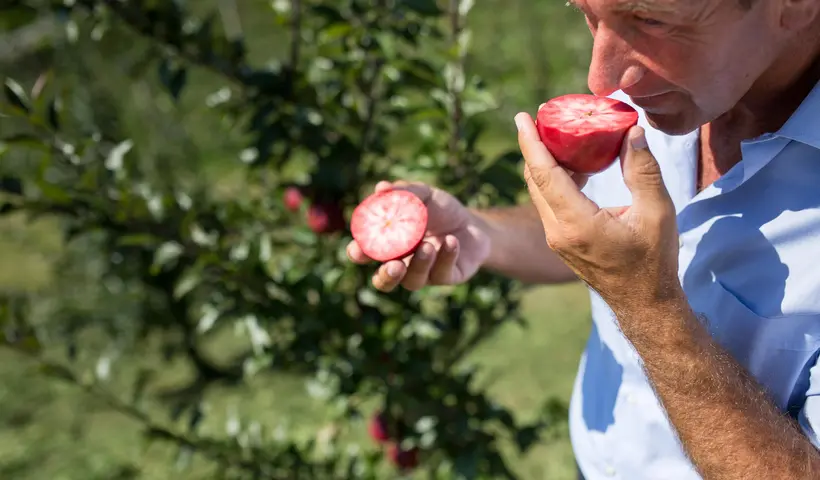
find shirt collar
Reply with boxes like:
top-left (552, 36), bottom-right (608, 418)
top-left (733, 78), bottom-right (820, 189)
top-left (772, 78), bottom-right (820, 150)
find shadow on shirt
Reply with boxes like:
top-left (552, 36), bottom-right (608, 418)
top-left (581, 144), bottom-right (820, 433)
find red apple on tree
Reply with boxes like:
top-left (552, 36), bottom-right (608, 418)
top-left (306, 201), bottom-right (345, 234)
top-left (367, 412), bottom-right (390, 444)
top-left (283, 186), bottom-right (304, 212)
top-left (386, 443), bottom-right (419, 471)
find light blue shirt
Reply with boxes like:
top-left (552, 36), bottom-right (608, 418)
top-left (571, 79), bottom-right (820, 480)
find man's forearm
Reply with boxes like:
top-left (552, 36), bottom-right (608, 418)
top-left (469, 203), bottom-right (578, 284)
top-left (615, 296), bottom-right (820, 480)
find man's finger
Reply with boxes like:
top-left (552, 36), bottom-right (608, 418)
top-left (390, 181), bottom-right (434, 205)
top-left (619, 126), bottom-right (673, 208)
top-left (369, 180), bottom-right (434, 206)
top-left (372, 261), bottom-right (407, 292)
top-left (374, 181), bottom-right (393, 193)
top-left (428, 235), bottom-right (459, 284)
top-left (570, 171), bottom-right (590, 190)
top-left (523, 163), bottom-right (558, 230)
top-left (515, 112), bottom-right (599, 219)
top-left (347, 240), bottom-right (373, 264)
top-left (401, 242), bottom-right (437, 291)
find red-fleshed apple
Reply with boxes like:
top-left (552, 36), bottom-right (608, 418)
top-left (535, 94), bottom-right (639, 175)
top-left (350, 189), bottom-right (428, 262)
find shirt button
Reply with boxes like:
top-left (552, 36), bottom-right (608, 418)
top-left (605, 465), bottom-right (616, 476)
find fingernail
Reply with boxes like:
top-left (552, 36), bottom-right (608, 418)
top-left (387, 263), bottom-right (401, 277)
top-left (514, 113), bottom-right (525, 132)
top-left (631, 128), bottom-right (647, 150)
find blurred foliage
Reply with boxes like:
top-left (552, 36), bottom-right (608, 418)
top-left (0, 0), bottom-right (590, 478)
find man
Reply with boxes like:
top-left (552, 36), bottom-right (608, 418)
top-left (347, 0), bottom-right (820, 478)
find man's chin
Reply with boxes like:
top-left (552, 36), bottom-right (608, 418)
top-left (643, 111), bottom-right (700, 136)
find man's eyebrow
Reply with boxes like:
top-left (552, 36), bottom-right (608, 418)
top-left (614, 0), bottom-right (679, 14)
top-left (567, 0), bottom-right (681, 15)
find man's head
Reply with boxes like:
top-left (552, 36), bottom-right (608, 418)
top-left (571, 0), bottom-right (820, 135)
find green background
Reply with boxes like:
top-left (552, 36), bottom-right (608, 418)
top-left (0, 1), bottom-right (596, 478)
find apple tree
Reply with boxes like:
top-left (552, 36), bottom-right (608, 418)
top-left (0, 0), bottom-right (566, 477)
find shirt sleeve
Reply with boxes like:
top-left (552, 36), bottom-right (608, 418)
top-left (796, 354), bottom-right (820, 449)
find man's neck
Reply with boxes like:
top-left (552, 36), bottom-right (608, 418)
top-left (697, 32), bottom-right (820, 191)
top-left (722, 37), bottom-right (820, 137)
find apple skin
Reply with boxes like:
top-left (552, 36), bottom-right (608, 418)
top-left (386, 443), bottom-right (419, 471)
top-left (283, 187), bottom-right (304, 212)
top-left (306, 202), bottom-right (345, 234)
top-left (367, 412), bottom-right (390, 444)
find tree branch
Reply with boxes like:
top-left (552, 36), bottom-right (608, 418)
top-left (448, 0), bottom-right (464, 162)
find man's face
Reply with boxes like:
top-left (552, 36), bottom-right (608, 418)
top-left (571, 0), bottom-right (783, 135)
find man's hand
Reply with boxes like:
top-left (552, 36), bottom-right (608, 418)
top-left (346, 180), bottom-right (491, 292)
top-left (515, 111), bottom-right (682, 312)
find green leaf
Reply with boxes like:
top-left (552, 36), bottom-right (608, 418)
top-left (452, 449), bottom-right (480, 480)
top-left (105, 139), bottom-right (134, 172)
top-left (197, 304), bottom-right (220, 334)
top-left (151, 241), bottom-right (184, 274)
top-left (95, 353), bottom-right (112, 381)
top-left (320, 22), bottom-right (353, 42)
top-left (0, 5), bottom-right (38, 31)
top-left (0, 134), bottom-right (48, 152)
top-left (459, 0), bottom-right (476, 16)
top-left (39, 363), bottom-right (76, 382)
top-left (173, 269), bottom-right (201, 299)
top-left (3, 78), bottom-right (29, 113)
top-left (188, 404), bottom-right (204, 432)
top-left (170, 68), bottom-right (188, 101)
top-left (3, 331), bottom-right (41, 354)
top-left (117, 234), bottom-right (162, 248)
top-left (132, 368), bottom-right (154, 405)
top-left (322, 267), bottom-right (344, 290)
top-left (174, 444), bottom-right (194, 471)
top-left (414, 415), bottom-right (437, 433)
top-left (159, 59), bottom-right (187, 101)
top-left (47, 97), bottom-right (61, 130)
top-left (35, 176), bottom-right (73, 204)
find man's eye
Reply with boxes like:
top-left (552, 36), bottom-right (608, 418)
top-left (634, 16), bottom-right (665, 27)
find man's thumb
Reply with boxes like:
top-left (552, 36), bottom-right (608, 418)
top-left (620, 126), bottom-right (670, 206)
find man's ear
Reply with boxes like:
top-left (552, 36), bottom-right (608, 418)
top-left (780, 0), bottom-right (820, 30)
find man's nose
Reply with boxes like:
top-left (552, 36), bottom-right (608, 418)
top-left (586, 25), bottom-right (644, 97)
